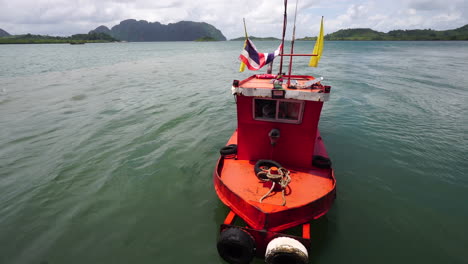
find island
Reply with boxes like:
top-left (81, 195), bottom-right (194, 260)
top-left (0, 19), bottom-right (226, 44)
top-left (297, 24), bottom-right (468, 41)
top-left (89, 19), bottom-right (226, 41)
top-left (194, 37), bottom-right (219, 42)
top-left (0, 32), bottom-right (117, 44)
top-left (2, 23), bottom-right (468, 45)
top-left (230, 36), bottom-right (280, 41)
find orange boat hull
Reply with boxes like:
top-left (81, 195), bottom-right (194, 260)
top-left (213, 130), bottom-right (336, 232)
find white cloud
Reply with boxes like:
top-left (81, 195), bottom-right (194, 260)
top-left (0, 0), bottom-right (467, 38)
top-left (408, 0), bottom-right (447, 11)
top-left (319, 0), bottom-right (468, 34)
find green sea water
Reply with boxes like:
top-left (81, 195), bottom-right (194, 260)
top-left (0, 41), bottom-right (467, 264)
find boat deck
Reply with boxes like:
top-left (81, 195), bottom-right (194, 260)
top-left (240, 75), bottom-right (318, 90)
top-left (218, 129), bottom-right (335, 212)
top-left (220, 159), bottom-right (334, 210)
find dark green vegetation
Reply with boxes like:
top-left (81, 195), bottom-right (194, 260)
top-left (230, 36), bottom-right (280, 41)
top-left (194, 36), bottom-right (219, 42)
top-left (90, 19), bottom-right (226, 41)
top-left (297, 36), bottom-right (318, 41)
top-left (0, 28), bottom-right (10, 37)
top-left (298, 24), bottom-right (468, 41)
top-left (0, 32), bottom-right (117, 44)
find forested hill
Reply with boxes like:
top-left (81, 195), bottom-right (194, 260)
top-left (230, 36), bottom-right (280, 41)
top-left (298, 24), bottom-right (468, 41)
top-left (90, 19), bottom-right (226, 41)
top-left (0, 32), bottom-right (117, 44)
top-left (0, 28), bottom-right (10, 37)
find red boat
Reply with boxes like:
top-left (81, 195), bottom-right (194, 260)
top-left (214, 3), bottom-right (336, 264)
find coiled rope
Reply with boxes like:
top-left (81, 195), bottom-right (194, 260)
top-left (256, 167), bottom-right (291, 206)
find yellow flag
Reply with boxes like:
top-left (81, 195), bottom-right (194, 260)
top-left (309, 17), bottom-right (324, 67)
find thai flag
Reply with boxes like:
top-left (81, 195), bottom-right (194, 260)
top-left (239, 39), bottom-right (282, 71)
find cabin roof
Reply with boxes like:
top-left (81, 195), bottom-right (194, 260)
top-left (232, 75), bottom-right (330, 102)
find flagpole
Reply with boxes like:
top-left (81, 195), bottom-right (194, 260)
top-left (287, 0), bottom-right (299, 87)
top-left (239, 18), bottom-right (249, 72)
top-left (278, 0), bottom-right (288, 75)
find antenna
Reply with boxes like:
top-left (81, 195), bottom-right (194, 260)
top-left (278, 0), bottom-right (288, 74)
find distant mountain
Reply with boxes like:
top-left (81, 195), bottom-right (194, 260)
top-left (0, 28), bottom-right (10, 37)
top-left (90, 19), bottom-right (226, 41)
top-left (230, 36), bottom-right (280, 41)
top-left (297, 24), bottom-right (468, 41)
top-left (90, 25), bottom-right (111, 35)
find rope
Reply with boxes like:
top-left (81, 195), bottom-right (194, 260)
top-left (257, 167), bottom-right (291, 206)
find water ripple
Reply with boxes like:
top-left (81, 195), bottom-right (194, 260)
top-left (0, 41), bottom-right (467, 264)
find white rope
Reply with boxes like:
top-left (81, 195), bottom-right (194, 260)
top-left (257, 167), bottom-right (291, 206)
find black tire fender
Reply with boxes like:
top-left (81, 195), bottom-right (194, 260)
top-left (254, 160), bottom-right (282, 175)
top-left (312, 155), bottom-right (332, 169)
top-left (217, 228), bottom-right (255, 264)
top-left (220, 144), bottom-right (237, 156)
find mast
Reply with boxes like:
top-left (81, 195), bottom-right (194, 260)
top-left (278, 0), bottom-right (288, 74)
top-left (287, 0), bottom-right (299, 87)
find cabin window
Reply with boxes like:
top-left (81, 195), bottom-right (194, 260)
top-left (254, 98), bottom-right (303, 123)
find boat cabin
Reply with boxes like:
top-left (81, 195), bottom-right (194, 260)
top-left (232, 75), bottom-right (331, 168)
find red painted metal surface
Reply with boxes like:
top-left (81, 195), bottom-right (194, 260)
top-left (236, 96), bottom-right (323, 168)
top-left (213, 138), bottom-right (336, 232)
top-left (280, 54), bottom-right (318, 56)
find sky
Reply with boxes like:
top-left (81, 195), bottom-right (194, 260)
top-left (0, 0), bottom-right (467, 39)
